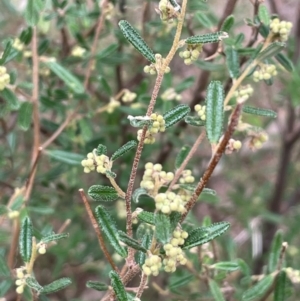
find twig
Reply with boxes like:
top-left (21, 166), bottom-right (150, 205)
top-left (124, 0), bottom-right (189, 262)
top-left (167, 131), bottom-right (205, 192)
top-left (136, 273), bottom-right (148, 299)
top-left (7, 219), bottom-right (20, 269)
top-left (79, 189), bottom-right (118, 271)
top-left (180, 103), bottom-right (243, 223)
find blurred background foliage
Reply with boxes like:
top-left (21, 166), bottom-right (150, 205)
top-left (0, 0), bottom-right (300, 300)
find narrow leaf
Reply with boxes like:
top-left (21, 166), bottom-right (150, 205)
top-left (95, 205), bottom-right (127, 257)
top-left (209, 279), bottom-right (226, 301)
top-left (119, 20), bottom-right (156, 63)
top-left (132, 188), bottom-right (149, 203)
top-left (175, 145), bottom-right (191, 169)
top-left (275, 53), bottom-right (294, 72)
top-left (170, 212), bottom-right (182, 233)
top-left (96, 144), bottom-right (107, 156)
top-left (212, 261), bottom-right (240, 272)
top-left (0, 88), bottom-right (20, 110)
top-left (45, 61), bottom-right (84, 94)
top-left (118, 231), bottom-right (147, 253)
top-left (137, 211), bottom-right (155, 225)
top-left (88, 185), bottom-right (119, 202)
top-left (45, 150), bottom-right (84, 165)
top-left (109, 270), bottom-right (128, 301)
top-left (25, 0), bottom-right (40, 26)
top-left (41, 278), bottom-right (72, 294)
top-left (18, 102), bottom-right (33, 131)
top-left (41, 233), bottom-right (69, 244)
top-left (25, 277), bottom-right (43, 293)
top-left (258, 5), bottom-right (270, 25)
top-left (221, 15), bottom-right (235, 32)
top-left (274, 270), bottom-right (287, 301)
top-left (237, 259), bottom-right (251, 276)
top-left (225, 47), bottom-right (240, 79)
top-left (186, 32), bottom-right (228, 45)
top-left (111, 140), bottom-right (137, 161)
top-left (155, 212), bottom-right (171, 244)
top-left (256, 42), bottom-right (285, 61)
top-left (106, 170), bottom-right (117, 179)
top-left (163, 104), bottom-right (190, 128)
top-left (206, 81), bottom-right (225, 144)
top-left (185, 116), bottom-right (206, 127)
top-left (268, 230), bottom-right (283, 273)
top-left (243, 106), bottom-right (277, 118)
top-left (0, 40), bottom-right (18, 65)
top-left (183, 222), bottom-right (230, 249)
top-left (136, 232), bottom-right (152, 266)
top-left (86, 281), bottom-right (108, 291)
top-left (242, 275), bottom-right (274, 301)
top-left (19, 216), bottom-right (33, 262)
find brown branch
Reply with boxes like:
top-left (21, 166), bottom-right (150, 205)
top-left (7, 219), bottom-right (20, 269)
top-left (136, 273), bottom-right (148, 299)
top-left (78, 189), bottom-right (118, 271)
top-left (180, 103), bottom-right (243, 223)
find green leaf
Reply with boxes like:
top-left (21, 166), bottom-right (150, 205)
top-left (78, 118), bottom-right (92, 142)
top-left (86, 281), bottom-right (108, 291)
top-left (118, 20), bottom-right (155, 63)
top-left (0, 254), bottom-right (10, 277)
top-left (19, 27), bottom-right (33, 45)
top-left (137, 211), bottom-right (155, 225)
top-left (18, 102), bottom-right (33, 131)
top-left (170, 212), bottom-right (181, 233)
top-left (175, 145), bottom-right (191, 169)
top-left (45, 61), bottom-right (84, 94)
top-left (96, 144), bottom-right (107, 156)
top-left (0, 205), bottom-right (8, 217)
top-left (258, 4), bottom-right (270, 25)
top-left (109, 270), bottom-right (128, 301)
top-left (225, 47), bottom-right (240, 79)
top-left (41, 278), bottom-right (72, 294)
top-left (96, 44), bottom-right (118, 60)
top-left (195, 12), bottom-right (214, 29)
top-left (274, 271), bottom-right (287, 301)
top-left (170, 274), bottom-right (194, 289)
top-left (242, 275), bottom-right (274, 301)
top-left (243, 106), bottom-right (277, 118)
top-left (209, 279), bottom-right (226, 301)
top-left (95, 205), bottom-right (127, 258)
top-left (41, 233), bottom-right (69, 244)
top-left (186, 32), bottom-right (228, 45)
top-left (111, 140), bottom-right (137, 161)
top-left (205, 81), bottom-right (225, 144)
top-left (25, 0), bottom-right (42, 26)
top-left (212, 261), bottom-right (240, 272)
top-left (256, 42), bottom-right (285, 61)
top-left (88, 185), bottom-right (119, 202)
top-left (221, 15), bottom-right (235, 32)
top-left (128, 118), bottom-right (152, 128)
top-left (268, 230), bottom-right (283, 273)
top-left (132, 188), bottom-right (149, 203)
top-left (25, 277), bottom-right (43, 293)
top-left (155, 212), bottom-right (171, 244)
top-left (237, 259), bottom-right (251, 276)
top-left (106, 170), bottom-right (117, 179)
top-left (45, 150), bottom-right (85, 165)
top-left (0, 88), bottom-right (20, 110)
top-left (185, 116), bottom-right (206, 127)
top-left (163, 104), bottom-right (190, 128)
top-left (118, 231), bottom-right (147, 253)
top-left (0, 40), bottom-right (18, 65)
top-left (275, 53), bottom-right (294, 72)
top-left (136, 231), bottom-right (152, 267)
top-left (183, 222), bottom-right (230, 249)
top-left (19, 216), bottom-right (33, 263)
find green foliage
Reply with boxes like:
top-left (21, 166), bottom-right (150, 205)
top-left (19, 217), bottom-right (33, 263)
top-left (155, 212), bottom-right (171, 244)
top-left (111, 140), bottom-right (137, 161)
top-left (86, 281), bottom-right (108, 291)
top-left (109, 270), bottom-right (128, 301)
top-left (41, 278), bottom-right (72, 294)
top-left (18, 102), bottom-right (33, 131)
top-left (163, 104), bottom-right (191, 128)
top-left (175, 145), bottom-right (191, 169)
top-left (209, 279), bottom-right (226, 301)
top-left (186, 32), bottom-right (228, 44)
top-left (242, 275), bottom-right (274, 301)
top-left (88, 185), bottom-right (119, 202)
top-left (242, 106), bottom-right (277, 118)
top-left (268, 230), bottom-right (283, 273)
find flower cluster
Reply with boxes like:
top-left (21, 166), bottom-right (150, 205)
top-left (104, 2), bottom-right (115, 20)
top-left (194, 104), bottom-right (206, 121)
top-left (161, 88), bottom-right (182, 101)
top-left (163, 229), bottom-right (188, 272)
top-left (12, 38), bottom-right (24, 51)
top-left (140, 163), bottom-right (174, 193)
top-left (142, 254), bottom-right (162, 276)
top-left (179, 169), bottom-right (195, 184)
top-left (248, 131), bottom-right (268, 150)
top-left (0, 66), bottom-right (10, 91)
top-left (270, 18), bottom-right (293, 42)
top-left (179, 45), bottom-right (202, 65)
top-left (107, 98), bottom-right (121, 113)
top-left (253, 64), bottom-right (277, 82)
top-left (71, 46), bottom-right (86, 57)
top-left (144, 54), bottom-right (171, 75)
top-left (157, 0), bottom-right (180, 22)
top-left (81, 152), bottom-right (111, 174)
top-left (122, 89), bottom-right (137, 103)
top-left (234, 85), bottom-right (254, 101)
top-left (155, 192), bottom-right (186, 214)
top-left (137, 113), bottom-right (166, 144)
top-left (285, 267), bottom-right (300, 284)
top-left (225, 138), bottom-right (242, 154)
top-left (8, 210), bottom-right (19, 219)
top-left (15, 267), bottom-right (27, 294)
